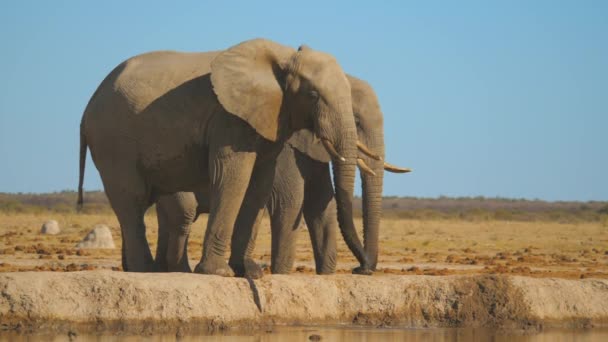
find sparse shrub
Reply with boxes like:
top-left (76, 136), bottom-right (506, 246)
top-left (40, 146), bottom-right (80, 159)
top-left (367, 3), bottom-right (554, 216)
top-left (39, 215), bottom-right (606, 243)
top-left (493, 209), bottom-right (514, 221)
top-left (601, 214), bottom-right (608, 228)
top-left (2, 192), bottom-right (607, 223)
top-left (0, 200), bottom-right (26, 213)
top-left (51, 203), bottom-right (73, 213)
top-left (0, 191), bottom-right (114, 214)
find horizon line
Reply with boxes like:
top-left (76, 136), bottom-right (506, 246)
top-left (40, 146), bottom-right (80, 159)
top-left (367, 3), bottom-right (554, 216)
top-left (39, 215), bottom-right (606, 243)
top-left (1, 190), bottom-right (606, 204)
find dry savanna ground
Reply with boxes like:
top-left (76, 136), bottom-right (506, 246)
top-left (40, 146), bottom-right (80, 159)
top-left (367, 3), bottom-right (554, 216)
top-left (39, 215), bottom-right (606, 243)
top-left (1, 211), bottom-right (607, 279)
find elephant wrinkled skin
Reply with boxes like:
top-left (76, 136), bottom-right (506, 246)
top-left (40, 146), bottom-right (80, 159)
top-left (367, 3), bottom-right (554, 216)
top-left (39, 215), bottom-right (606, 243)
top-left (78, 39), bottom-right (370, 277)
top-left (154, 75), bottom-right (411, 275)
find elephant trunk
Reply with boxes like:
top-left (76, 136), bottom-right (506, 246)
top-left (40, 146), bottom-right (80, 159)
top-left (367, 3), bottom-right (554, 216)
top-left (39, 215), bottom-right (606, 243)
top-left (324, 119), bottom-right (370, 273)
top-left (314, 89), bottom-right (370, 273)
top-left (332, 154), bottom-right (369, 271)
top-left (360, 129), bottom-right (385, 271)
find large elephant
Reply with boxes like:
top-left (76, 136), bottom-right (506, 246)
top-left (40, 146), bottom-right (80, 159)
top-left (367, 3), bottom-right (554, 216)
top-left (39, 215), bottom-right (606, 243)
top-left (77, 39), bottom-right (371, 277)
top-left (153, 75), bottom-right (410, 275)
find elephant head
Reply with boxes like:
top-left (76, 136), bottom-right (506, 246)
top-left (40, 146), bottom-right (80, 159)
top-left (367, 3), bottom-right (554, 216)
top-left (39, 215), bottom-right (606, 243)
top-left (210, 39), bottom-right (371, 273)
top-left (288, 75), bottom-right (411, 271)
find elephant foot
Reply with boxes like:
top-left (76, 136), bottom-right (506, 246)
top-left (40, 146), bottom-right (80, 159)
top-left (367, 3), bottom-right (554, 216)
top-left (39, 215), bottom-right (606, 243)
top-left (352, 265), bottom-right (373, 276)
top-left (167, 257), bottom-right (193, 273)
top-left (168, 263), bottom-right (192, 273)
top-left (125, 261), bottom-right (158, 273)
top-left (370, 261), bottom-right (378, 272)
top-left (316, 262), bottom-right (337, 275)
top-left (316, 269), bottom-right (336, 275)
top-left (270, 265), bottom-right (291, 275)
top-left (153, 261), bottom-right (169, 273)
top-left (180, 263), bottom-right (193, 273)
top-left (194, 256), bottom-right (235, 277)
top-left (230, 258), bottom-right (264, 279)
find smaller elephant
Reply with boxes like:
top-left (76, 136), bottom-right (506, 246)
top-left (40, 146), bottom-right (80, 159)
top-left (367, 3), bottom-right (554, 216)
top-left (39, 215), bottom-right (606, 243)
top-left (154, 75), bottom-right (410, 274)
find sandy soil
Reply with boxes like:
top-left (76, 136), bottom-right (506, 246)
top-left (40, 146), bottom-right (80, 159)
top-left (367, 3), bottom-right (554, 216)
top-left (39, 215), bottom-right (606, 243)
top-left (1, 213), bottom-right (607, 279)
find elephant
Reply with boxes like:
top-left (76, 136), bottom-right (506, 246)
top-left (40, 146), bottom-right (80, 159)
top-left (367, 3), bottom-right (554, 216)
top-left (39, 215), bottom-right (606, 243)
top-left (153, 75), bottom-right (411, 275)
top-left (77, 38), bottom-right (371, 277)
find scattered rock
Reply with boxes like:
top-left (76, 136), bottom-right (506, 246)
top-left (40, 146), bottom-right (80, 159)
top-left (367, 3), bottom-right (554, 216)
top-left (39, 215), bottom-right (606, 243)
top-left (76, 224), bottom-right (115, 249)
top-left (76, 249), bottom-right (90, 256)
top-left (40, 220), bottom-right (60, 235)
top-left (309, 334), bottom-right (322, 341)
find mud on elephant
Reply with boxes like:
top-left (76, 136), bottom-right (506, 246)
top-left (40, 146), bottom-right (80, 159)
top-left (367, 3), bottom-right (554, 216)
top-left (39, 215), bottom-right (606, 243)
top-left (78, 39), bottom-right (370, 277)
top-left (154, 75), bottom-right (410, 275)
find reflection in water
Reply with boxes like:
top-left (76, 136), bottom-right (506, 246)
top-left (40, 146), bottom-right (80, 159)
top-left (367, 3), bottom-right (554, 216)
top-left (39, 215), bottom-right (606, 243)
top-left (2, 326), bottom-right (608, 342)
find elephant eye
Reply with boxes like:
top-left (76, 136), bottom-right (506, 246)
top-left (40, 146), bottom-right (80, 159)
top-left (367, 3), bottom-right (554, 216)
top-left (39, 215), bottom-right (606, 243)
top-left (354, 114), bottom-right (361, 126)
top-left (308, 90), bottom-right (319, 99)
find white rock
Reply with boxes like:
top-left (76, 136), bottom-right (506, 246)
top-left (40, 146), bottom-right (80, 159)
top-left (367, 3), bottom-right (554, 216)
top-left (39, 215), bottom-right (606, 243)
top-left (40, 220), bottom-right (60, 235)
top-left (76, 224), bottom-right (115, 249)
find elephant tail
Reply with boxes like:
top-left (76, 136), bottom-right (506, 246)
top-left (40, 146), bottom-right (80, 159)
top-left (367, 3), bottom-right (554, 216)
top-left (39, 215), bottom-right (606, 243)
top-left (77, 121), bottom-right (87, 212)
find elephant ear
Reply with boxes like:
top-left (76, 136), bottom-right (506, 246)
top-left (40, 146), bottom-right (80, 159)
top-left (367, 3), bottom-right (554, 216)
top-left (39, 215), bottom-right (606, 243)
top-left (288, 129), bottom-right (331, 163)
top-left (211, 39), bottom-right (295, 142)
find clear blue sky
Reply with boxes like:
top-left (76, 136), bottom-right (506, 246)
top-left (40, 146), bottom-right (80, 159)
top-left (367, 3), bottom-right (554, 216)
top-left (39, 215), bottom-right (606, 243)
top-left (1, 1), bottom-right (606, 201)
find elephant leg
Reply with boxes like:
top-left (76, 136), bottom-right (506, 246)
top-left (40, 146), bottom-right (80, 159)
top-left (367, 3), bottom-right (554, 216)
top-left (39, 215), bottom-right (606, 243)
top-left (154, 201), bottom-right (170, 272)
top-left (102, 174), bottom-right (154, 272)
top-left (194, 151), bottom-right (257, 277)
top-left (267, 147), bottom-right (305, 274)
top-left (181, 234), bottom-right (191, 272)
top-left (268, 198), bottom-right (304, 274)
top-left (165, 192), bottom-right (196, 272)
top-left (155, 193), bottom-right (196, 272)
top-left (229, 153), bottom-right (279, 279)
top-left (121, 243), bottom-right (128, 272)
top-left (303, 160), bottom-right (338, 275)
top-left (167, 225), bottom-right (193, 272)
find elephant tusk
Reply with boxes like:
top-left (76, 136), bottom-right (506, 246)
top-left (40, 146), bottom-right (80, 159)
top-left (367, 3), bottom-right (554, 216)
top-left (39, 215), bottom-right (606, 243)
top-left (357, 141), bottom-right (382, 160)
top-left (384, 161), bottom-right (411, 173)
top-left (321, 139), bottom-right (346, 162)
top-left (357, 158), bottom-right (377, 177)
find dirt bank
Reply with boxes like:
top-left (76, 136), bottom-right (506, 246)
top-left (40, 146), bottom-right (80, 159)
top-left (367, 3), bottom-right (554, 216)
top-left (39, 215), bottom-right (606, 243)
top-left (1, 272), bottom-right (607, 334)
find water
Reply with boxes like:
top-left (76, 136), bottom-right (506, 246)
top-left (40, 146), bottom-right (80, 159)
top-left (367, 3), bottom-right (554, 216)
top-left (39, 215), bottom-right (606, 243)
top-left (2, 326), bottom-right (608, 342)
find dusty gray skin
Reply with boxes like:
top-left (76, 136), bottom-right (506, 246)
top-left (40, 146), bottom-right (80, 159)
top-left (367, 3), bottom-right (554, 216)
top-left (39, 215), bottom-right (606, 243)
top-left (78, 39), bottom-right (368, 278)
top-left (154, 75), bottom-right (410, 275)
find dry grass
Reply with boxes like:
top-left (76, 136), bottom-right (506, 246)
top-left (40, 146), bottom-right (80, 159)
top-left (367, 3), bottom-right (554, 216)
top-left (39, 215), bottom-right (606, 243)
top-left (1, 212), bottom-right (607, 279)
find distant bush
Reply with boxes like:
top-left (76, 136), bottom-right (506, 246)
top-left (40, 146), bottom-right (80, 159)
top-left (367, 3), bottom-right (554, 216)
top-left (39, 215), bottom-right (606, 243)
top-left (1, 192), bottom-right (607, 223)
top-left (352, 196), bottom-right (608, 223)
top-left (0, 191), bottom-right (113, 214)
top-left (0, 200), bottom-right (27, 213)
